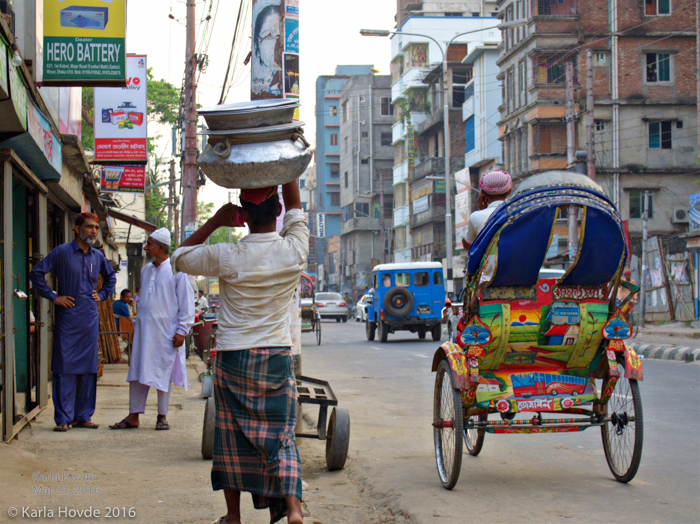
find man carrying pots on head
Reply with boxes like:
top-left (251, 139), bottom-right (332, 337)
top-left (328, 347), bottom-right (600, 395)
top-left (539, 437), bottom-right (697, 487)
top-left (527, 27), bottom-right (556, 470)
top-left (29, 212), bottom-right (116, 432)
top-left (172, 181), bottom-right (307, 524)
top-left (109, 228), bottom-right (194, 431)
top-left (462, 170), bottom-right (513, 251)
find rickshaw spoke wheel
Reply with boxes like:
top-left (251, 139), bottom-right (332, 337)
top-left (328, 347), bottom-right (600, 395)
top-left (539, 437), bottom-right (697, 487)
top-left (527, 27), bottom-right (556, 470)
top-left (601, 362), bottom-right (643, 483)
top-left (464, 413), bottom-right (486, 456)
top-left (433, 360), bottom-right (463, 490)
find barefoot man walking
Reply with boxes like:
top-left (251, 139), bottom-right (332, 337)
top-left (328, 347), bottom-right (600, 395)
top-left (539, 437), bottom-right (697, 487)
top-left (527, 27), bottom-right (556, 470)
top-left (172, 181), bottom-right (307, 524)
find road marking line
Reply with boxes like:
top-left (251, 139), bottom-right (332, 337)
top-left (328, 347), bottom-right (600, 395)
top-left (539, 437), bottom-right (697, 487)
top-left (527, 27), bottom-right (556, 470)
top-left (414, 353), bottom-right (429, 358)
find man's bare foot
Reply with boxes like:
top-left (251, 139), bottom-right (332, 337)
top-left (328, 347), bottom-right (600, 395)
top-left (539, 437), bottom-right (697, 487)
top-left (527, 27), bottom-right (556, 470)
top-left (286, 496), bottom-right (303, 524)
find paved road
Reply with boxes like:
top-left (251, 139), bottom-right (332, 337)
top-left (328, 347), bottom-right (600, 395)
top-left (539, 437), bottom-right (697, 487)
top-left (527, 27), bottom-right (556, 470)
top-left (301, 320), bottom-right (700, 524)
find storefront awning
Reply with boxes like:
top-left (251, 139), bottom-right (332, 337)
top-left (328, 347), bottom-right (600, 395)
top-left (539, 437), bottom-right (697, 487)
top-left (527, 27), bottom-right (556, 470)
top-left (108, 209), bottom-right (157, 233)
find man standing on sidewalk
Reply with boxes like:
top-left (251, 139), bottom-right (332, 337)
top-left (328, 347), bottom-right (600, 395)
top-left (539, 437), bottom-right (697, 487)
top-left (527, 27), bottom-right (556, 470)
top-left (109, 228), bottom-right (194, 431)
top-left (29, 212), bottom-right (116, 432)
top-left (172, 182), bottom-right (307, 524)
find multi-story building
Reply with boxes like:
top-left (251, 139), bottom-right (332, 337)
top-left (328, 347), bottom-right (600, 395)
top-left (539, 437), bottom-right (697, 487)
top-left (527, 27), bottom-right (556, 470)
top-left (338, 75), bottom-right (394, 298)
top-left (455, 43), bottom-right (502, 258)
top-left (389, 12), bottom-right (500, 263)
top-left (314, 65), bottom-right (375, 290)
top-left (497, 0), bottom-right (698, 244)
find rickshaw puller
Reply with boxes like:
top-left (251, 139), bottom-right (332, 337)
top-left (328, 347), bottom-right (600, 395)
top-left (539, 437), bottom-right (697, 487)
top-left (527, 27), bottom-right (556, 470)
top-left (462, 170), bottom-right (513, 251)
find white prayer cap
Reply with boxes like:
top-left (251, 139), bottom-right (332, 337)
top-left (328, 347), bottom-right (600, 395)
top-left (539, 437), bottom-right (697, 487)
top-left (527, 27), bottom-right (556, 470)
top-left (150, 228), bottom-right (172, 246)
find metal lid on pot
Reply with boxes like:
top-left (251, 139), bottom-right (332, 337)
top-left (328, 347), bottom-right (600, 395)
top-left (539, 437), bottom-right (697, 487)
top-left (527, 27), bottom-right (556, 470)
top-left (198, 98), bottom-right (298, 115)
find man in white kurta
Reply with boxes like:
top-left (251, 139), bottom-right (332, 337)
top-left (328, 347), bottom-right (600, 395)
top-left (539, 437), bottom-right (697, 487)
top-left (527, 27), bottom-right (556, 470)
top-left (109, 228), bottom-right (194, 431)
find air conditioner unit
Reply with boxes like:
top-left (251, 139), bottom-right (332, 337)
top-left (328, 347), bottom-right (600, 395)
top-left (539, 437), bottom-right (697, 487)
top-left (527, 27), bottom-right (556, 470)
top-left (672, 207), bottom-right (690, 224)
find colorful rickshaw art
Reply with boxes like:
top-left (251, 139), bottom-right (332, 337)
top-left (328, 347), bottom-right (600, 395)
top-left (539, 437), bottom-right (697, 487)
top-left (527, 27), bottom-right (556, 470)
top-left (431, 171), bottom-right (643, 490)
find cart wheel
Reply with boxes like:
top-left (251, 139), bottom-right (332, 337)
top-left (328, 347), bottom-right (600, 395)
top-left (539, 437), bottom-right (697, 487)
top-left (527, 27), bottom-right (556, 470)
top-left (326, 407), bottom-right (350, 471)
top-left (316, 319), bottom-right (322, 345)
top-left (366, 319), bottom-right (375, 341)
top-left (601, 365), bottom-right (643, 483)
top-left (378, 320), bottom-right (389, 343)
top-left (432, 323), bottom-right (442, 342)
top-left (464, 413), bottom-right (486, 456)
top-left (433, 360), bottom-right (463, 489)
top-left (202, 396), bottom-right (216, 460)
top-left (418, 328), bottom-right (426, 339)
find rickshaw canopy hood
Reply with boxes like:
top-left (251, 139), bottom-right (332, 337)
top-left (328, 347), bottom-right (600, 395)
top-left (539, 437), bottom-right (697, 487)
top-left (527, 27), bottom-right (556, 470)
top-left (467, 171), bottom-right (627, 288)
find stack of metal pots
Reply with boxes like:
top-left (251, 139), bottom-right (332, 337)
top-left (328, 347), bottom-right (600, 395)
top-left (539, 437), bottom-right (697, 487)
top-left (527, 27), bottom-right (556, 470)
top-left (197, 99), bottom-right (312, 189)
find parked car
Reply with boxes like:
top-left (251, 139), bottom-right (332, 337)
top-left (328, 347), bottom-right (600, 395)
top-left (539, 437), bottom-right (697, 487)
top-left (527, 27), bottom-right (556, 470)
top-left (444, 268), bottom-right (567, 342)
top-left (315, 292), bottom-right (349, 322)
top-left (355, 295), bottom-right (370, 322)
top-left (366, 262), bottom-right (445, 343)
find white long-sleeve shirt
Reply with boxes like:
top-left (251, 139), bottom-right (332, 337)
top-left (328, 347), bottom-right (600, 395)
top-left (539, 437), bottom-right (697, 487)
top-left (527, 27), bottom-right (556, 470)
top-left (171, 209), bottom-right (309, 351)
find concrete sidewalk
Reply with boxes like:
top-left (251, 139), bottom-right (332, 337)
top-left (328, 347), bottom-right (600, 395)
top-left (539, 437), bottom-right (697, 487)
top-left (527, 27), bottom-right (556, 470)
top-left (0, 359), bottom-right (323, 524)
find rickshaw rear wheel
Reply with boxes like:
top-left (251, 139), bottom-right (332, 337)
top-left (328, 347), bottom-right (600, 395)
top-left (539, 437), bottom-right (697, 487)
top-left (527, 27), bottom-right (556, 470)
top-left (464, 413), bottom-right (486, 456)
top-left (601, 360), bottom-right (643, 483)
top-left (201, 396), bottom-right (216, 460)
top-left (433, 360), bottom-right (463, 489)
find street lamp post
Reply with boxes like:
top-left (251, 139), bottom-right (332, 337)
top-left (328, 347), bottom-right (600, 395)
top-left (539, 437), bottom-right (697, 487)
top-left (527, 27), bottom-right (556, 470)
top-left (361, 25), bottom-right (497, 291)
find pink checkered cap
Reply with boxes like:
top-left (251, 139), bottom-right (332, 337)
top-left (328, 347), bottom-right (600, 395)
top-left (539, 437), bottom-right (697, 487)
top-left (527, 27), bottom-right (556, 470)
top-left (479, 170), bottom-right (513, 195)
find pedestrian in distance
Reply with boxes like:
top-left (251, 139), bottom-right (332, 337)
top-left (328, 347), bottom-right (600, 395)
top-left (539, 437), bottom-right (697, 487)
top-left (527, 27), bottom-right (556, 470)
top-left (172, 181), bottom-right (307, 524)
top-left (197, 289), bottom-right (209, 312)
top-left (113, 288), bottom-right (133, 319)
top-left (29, 212), bottom-right (117, 432)
top-left (109, 228), bottom-right (194, 431)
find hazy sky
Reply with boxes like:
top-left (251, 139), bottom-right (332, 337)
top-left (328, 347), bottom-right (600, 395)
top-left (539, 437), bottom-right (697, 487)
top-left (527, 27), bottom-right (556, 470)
top-left (126, 0), bottom-right (396, 208)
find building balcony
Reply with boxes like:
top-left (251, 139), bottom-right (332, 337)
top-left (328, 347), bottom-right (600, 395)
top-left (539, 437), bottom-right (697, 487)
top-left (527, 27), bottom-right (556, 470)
top-left (393, 161), bottom-right (408, 185)
top-left (341, 216), bottom-right (381, 235)
top-left (410, 205), bottom-right (446, 229)
top-left (408, 111), bottom-right (427, 127)
top-left (532, 0), bottom-right (577, 16)
top-left (411, 157), bottom-right (465, 182)
top-left (392, 120), bottom-right (406, 145)
top-left (394, 205), bottom-right (409, 227)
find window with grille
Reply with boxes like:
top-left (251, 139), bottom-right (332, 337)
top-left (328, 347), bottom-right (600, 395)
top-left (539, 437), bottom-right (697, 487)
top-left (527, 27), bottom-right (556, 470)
top-left (330, 134), bottom-right (338, 146)
top-left (595, 121), bottom-right (606, 132)
top-left (329, 106), bottom-right (337, 117)
top-left (648, 121), bottom-right (672, 149)
top-left (330, 192), bottom-right (340, 206)
top-left (381, 97), bottom-right (394, 116)
top-left (465, 116), bottom-right (475, 154)
top-left (535, 56), bottom-right (572, 84)
top-left (532, 122), bottom-right (567, 155)
top-left (645, 0), bottom-right (670, 15)
top-left (646, 53), bottom-right (670, 82)
top-left (354, 203), bottom-right (370, 217)
top-left (381, 132), bottom-right (392, 146)
top-left (330, 164), bottom-right (340, 177)
top-left (344, 172), bottom-right (348, 188)
top-left (629, 190), bottom-right (653, 219)
top-left (342, 101), bottom-right (349, 123)
top-left (452, 69), bottom-right (472, 108)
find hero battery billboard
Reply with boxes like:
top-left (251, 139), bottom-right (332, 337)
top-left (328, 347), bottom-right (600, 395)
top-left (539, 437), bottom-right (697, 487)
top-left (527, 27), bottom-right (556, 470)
top-left (43, 0), bottom-right (127, 85)
top-left (93, 55), bottom-right (147, 162)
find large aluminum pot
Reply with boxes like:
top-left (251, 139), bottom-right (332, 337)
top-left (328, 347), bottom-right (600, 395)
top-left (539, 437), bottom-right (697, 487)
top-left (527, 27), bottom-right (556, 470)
top-left (197, 136), bottom-right (312, 189)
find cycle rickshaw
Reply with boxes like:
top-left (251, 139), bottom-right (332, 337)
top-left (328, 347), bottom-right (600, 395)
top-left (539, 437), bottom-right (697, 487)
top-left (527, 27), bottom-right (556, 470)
top-left (432, 171), bottom-right (643, 489)
top-left (300, 272), bottom-right (321, 345)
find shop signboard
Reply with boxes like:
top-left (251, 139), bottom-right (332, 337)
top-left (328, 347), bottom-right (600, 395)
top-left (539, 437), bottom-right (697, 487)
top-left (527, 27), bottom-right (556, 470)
top-left (413, 195), bottom-right (429, 214)
top-left (100, 165), bottom-right (146, 192)
top-left (0, 36), bottom-right (8, 99)
top-left (316, 212), bottom-right (326, 238)
top-left (43, 0), bottom-right (127, 85)
top-left (94, 55), bottom-right (148, 161)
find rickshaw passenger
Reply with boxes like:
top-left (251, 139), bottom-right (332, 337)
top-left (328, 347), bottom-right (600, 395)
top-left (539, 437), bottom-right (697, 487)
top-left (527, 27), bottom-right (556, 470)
top-left (462, 170), bottom-right (513, 251)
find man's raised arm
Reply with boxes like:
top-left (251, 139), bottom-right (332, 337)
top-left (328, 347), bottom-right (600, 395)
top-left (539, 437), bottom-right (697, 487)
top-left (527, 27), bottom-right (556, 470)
top-left (282, 180), bottom-right (301, 211)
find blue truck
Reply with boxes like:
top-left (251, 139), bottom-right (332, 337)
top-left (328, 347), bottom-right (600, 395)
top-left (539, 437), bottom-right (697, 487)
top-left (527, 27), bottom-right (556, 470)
top-left (366, 262), bottom-right (445, 343)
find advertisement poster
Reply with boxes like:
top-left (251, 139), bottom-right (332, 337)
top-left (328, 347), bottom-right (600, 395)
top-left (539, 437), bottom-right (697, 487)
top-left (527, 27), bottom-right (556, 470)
top-left (43, 0), bottom-right (127, 85)
top-left (27, 98), bottom-right (63, 177)
top-left (252, 0), bottom-right (283, 98)
top-left (285, 20), bottom-right (299, 54)
top-left (100, 165), bottom-right (146, 192)
top-left (690, 193), bottom-right (700, 232)
top-left (94, 55), bottom-right (147, 161)
top-left (284, 54), bottom-right (299, 96)
top-left (454, 190), bottom-right (471, 250)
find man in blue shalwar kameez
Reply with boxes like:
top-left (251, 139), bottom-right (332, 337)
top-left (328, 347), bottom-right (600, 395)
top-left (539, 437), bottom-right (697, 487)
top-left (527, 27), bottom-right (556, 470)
top-left (30, 212), bottom-right (116, 432)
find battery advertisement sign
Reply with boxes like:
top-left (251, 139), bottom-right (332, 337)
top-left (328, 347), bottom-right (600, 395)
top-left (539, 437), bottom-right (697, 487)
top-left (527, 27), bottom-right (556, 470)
top-left (94, 55), bottom-right (148, 162)
top-left (43, 0), bottom-right (127, 85)
top-left (100, 165), bottom-right (146, 193)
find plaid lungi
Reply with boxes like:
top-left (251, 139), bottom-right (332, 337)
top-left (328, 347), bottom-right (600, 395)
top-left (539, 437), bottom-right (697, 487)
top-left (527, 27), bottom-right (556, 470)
top-left (211, 347), bottom-right (302, 524)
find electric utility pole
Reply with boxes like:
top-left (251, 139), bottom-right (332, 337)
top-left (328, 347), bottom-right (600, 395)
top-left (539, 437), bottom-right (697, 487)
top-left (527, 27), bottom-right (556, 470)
top-left (586, 49), bottom-right (596, 182)
top-left (182, 0), bottom-right (198, 241)
top-left (566, 62), bottom-right (578, 265)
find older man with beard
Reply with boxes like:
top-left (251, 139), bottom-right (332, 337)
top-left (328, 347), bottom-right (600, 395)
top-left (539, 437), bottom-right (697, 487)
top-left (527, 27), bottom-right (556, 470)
top-left (110, 228), bottom-right (194, 431)
top-left (30, 212), bottom-right (116, 432)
